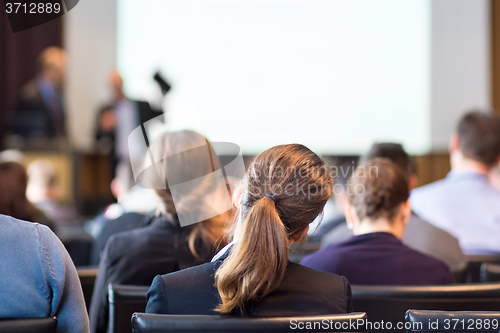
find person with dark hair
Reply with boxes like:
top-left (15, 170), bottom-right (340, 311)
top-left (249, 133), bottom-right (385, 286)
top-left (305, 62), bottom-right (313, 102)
top-left (0, 161), bottom-right (55, 230)
top-left (411, 111), bottom-right (500, 254)
top-left (302, 159), bottom-right (454, 285)
top-left (89, 130), bottom-right (232, 333)
top-left (322, 143), bottom-right (465, 269)
top-left (146, 144), bottom-right (352, 316)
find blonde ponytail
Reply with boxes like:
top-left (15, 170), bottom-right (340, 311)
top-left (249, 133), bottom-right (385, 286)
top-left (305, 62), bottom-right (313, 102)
top-left (215, 196), bottom-right (288, 314)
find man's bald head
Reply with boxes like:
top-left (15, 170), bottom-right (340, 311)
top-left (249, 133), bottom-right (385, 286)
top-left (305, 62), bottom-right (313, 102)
top-left (38, 46), bottom-right (66, 87)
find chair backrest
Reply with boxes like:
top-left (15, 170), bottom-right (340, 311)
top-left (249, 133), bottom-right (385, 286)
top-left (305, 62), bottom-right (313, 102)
top-left (352, 283), bottom-right (500, 333)
top-left (463, 255), bottom-right (500, 282)
top-left (405, 309), bottom-right (500, 333)
top-left (450, 261), bottom-right (468, 283)
top-left (480, 263), bottom-right (500, 283)
top-left (0, 318), bottom-right (56, 333)
top-left (108, 284), bottom-right (149, 333)
top-left (77, 266), bottom-right (98, 312)
top-left (131, 312), bottom-right (368, 333)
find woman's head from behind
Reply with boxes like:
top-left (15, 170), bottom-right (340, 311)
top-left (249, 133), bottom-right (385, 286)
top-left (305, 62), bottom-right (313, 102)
top-left (216, 144), bottom-right (333, 314)
top-left (346, 158), bottom-right (411, 238)
top-left (147, 130), bottom-right (231, 260)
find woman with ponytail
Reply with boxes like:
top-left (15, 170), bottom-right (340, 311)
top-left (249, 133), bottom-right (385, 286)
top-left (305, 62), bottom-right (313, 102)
top-left (146, 144), bottom-right (353, 316)
top-left (90, 130), bottom-right (232, 333)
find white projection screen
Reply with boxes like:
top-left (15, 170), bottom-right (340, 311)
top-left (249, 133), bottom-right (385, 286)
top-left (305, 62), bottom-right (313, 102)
top-left (117, 0), bottom-right (431, 155)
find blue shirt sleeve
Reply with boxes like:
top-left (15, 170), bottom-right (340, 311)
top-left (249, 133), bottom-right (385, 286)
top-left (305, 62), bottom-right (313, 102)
top-left (37, 224), bottom-right (90, 333)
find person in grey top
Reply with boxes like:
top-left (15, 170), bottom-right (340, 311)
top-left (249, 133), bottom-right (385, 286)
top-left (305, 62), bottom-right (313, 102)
top-left (322, 143), bottom-right (465, 270)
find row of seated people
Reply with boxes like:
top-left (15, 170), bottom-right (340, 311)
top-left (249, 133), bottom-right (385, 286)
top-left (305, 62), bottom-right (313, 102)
top-left (1, 111), bottom-right (500, 333)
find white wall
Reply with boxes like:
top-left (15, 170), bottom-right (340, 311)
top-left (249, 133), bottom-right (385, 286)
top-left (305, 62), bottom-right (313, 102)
top-left (64, 0), bottom-right (116, 151)
top-left (431, 0), bottom-right (491, 152)
top-left (64, 0), bottom-right (491, 153)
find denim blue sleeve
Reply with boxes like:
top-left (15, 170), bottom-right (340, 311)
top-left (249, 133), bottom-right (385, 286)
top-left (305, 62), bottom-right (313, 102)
top-left (37, 224), bottom-right (90, 333)
top-left (146, 275), bottom-right (169, 314)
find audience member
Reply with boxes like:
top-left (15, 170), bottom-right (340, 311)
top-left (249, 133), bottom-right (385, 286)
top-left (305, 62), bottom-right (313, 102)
top-left (411, 111), bottom-right (500, 254)
top-left (0, 161), bottom-right (55, 230)
top-left (26, 159), bottom-right (80, 227)
top-left (9, 47), bottom-right (67, 138)
top-left (302, 159), bottom-right (454, 285)
top-left (146, 144), bottom-right (353, 316)
top-left (0, 214), bottom-right (89, 332)
top-left (322, 143), bottom-right (465, 269)
top-left (89, 130), bottom-right (232, 333)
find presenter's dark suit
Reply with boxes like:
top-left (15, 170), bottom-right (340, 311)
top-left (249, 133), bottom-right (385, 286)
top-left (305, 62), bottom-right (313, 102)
top-left (10, 79), bottom-right (65, 137)
top-left (89, 216), bottom-right (216, 333)
top-left (146, 248), bottom-right (353, 316)
top-left (301, 232), bottom-right (454, 285)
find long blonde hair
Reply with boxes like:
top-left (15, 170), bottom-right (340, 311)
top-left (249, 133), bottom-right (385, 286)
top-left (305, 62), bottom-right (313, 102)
top-left (215, 144), bottom-right (333, 314)
top-left (147, 130), bottom-right (231, 259)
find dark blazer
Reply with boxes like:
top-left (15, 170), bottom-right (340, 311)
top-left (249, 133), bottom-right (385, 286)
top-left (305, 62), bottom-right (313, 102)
top-left (89, 212), bottom-right (145, 265)
top-left (146, 248), bottom-right (353, 317)
top-left (89, 216), bottom-right (216, 333)
top-left (302, 232), bottom-right (455, 285)
top-left (9, 79), bottom-right (65, 137)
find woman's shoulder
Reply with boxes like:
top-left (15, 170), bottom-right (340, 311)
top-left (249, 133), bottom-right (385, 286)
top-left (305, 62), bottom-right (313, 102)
top-left (286, 262), bottom-right (347, 287)
top-left (159, 261), bottom-right (219, 287)
top-left (0, 214), bottom-right (54, 248)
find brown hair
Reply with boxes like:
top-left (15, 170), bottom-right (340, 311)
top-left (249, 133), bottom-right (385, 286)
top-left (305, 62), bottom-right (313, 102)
top-left (457, 111), bottom-right (500, 168)
top-left (0, 162), bottom-right (36, 221)
top-left (215, 144), bottom-right (333, 314)
top-left (348, 158), bottom-right (409, 222)
top-left (361, 142), bottom-right (415, 180)
top-left (148, 130), bottom-right (230, 260)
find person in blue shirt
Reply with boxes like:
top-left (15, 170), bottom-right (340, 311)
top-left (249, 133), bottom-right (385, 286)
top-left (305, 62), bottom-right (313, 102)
top-left (302, 158), bottom-right (454, 285)
top-left (0, 214), bottom-right (89, 332)
top-left (410, 111), bottom-right (500, 255)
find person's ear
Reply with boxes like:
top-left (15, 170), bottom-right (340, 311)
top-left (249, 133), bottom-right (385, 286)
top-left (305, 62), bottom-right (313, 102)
top-left (449, 133), bottom-right (460, 154)
top-left (291, 225), bottom-right (309, 243)
top-left (233, 187), bottom-right (243, 208)
top-left (409, 174), bottom-right (418, 191)
top-left (401, 200), bottom-right (412, 225)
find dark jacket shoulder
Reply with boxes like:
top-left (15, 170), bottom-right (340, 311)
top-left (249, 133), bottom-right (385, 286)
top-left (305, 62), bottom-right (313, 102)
top-left (146, 260), bottom-right (352, 317)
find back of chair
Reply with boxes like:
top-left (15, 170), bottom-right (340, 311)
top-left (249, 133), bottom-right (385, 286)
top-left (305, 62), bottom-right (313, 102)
top-left (77, 266), bottom-right (98, 312)
top-left (131, 312), bottom-right (368, 333)
top-left (352, 283), bottom-right (500, 333)
top-left (464, 255), bottom-right (500, 282)
top-left (405, 310), bottom-right (500, 333)
top-left (480, 263), bottom-right (500, 283)
top-left (0, 318), bottom-right (56, 333)
top-left (450, 261), bottom-right (468, 284)
top-left (108, 284), bottom-right (149, 333)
